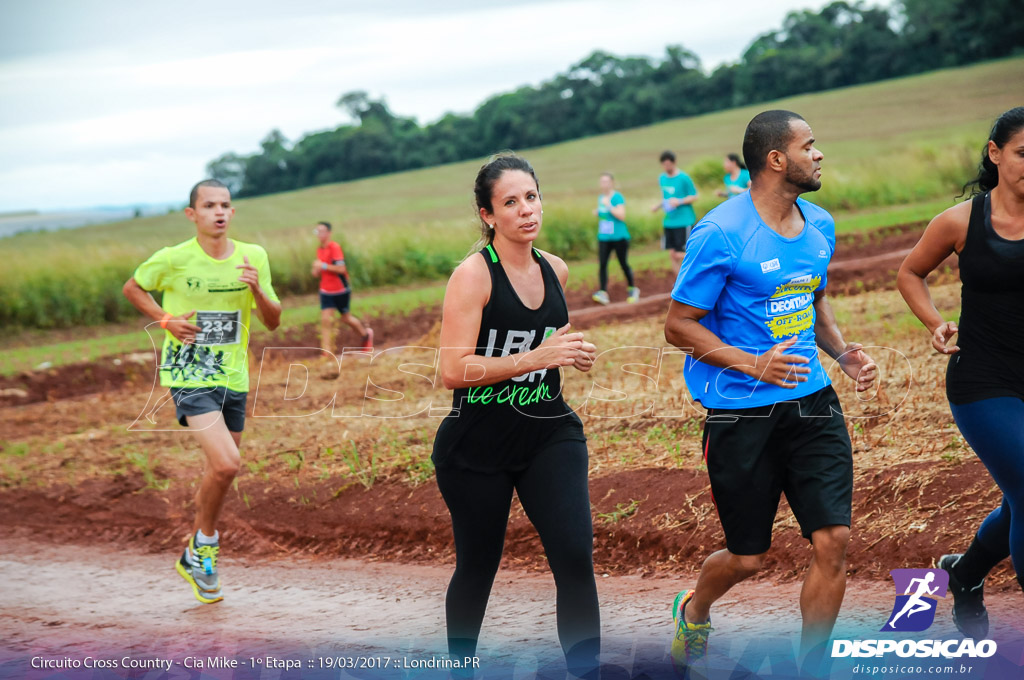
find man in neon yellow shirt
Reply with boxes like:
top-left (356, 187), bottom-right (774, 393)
top-left (123, 179), bottom-right (281, 604)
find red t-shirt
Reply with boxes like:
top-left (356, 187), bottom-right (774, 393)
top-left (317, 241), bottom-right (350, 293)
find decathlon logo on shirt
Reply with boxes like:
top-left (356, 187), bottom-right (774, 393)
top-left (768, 293), bottom-right (814, 316)
top-left (760, 258), bottom-right (781, 273)
top-left (763, 275), bottom-right (820, 338)
top-left (831, 568), bottom-right (997, 660)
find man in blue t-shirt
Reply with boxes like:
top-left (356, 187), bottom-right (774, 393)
top-left (651, 150), bottom-right (698, 275)
top-left (663, 111), bottom-right (877, 672)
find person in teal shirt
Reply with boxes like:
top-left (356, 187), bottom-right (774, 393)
top-left (591, 172), bottom-right (639, 305)
top-left (651, 150), bottom-right (698, 275)
top-left (717, 153), bottom-right (751, 200)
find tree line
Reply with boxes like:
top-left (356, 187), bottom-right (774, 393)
top-left (207, 0), bottom-right (1024, 198)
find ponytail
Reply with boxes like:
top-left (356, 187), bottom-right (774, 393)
top-left (962, 107), bottom-right (1024, 198)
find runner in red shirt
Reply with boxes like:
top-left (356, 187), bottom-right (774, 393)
top-left (312, 221), bottom-right (373, 360)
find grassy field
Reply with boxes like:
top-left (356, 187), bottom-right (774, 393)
top-left (0, 247), bottom-right (678, 375)
top-left (1, 57), bottom-right (1021, 334)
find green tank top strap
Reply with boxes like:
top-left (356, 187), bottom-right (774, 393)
top-left (483, 244), bottom-right (542, 262)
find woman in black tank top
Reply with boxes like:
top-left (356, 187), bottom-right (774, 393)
top-left (898, 107), bottom-right (1024, 639)
top-left (432, 154), bottom-right (600, 675)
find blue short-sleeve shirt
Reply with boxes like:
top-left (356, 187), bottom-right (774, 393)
top-left (670, 191), bottom-right (836, 409)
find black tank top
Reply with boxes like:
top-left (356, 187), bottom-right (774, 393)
top-left (432, 245), bottom-right (585, 472)
top-left (946, 192), bottom-right (1024, 404)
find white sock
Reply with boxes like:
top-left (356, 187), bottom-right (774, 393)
top-left (196, 528), bottom-right (219, 544)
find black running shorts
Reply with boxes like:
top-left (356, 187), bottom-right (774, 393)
top-left (169, 386), bottom-right (247, 432)
top-left (701, 385), bottom-right (853, 555)
top-left (320, 290), bottom-right (351, 313)
top-left (662, 226), bottom-right (690, 252)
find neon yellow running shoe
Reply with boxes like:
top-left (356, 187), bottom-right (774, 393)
top-left (175, 533), bottom-right (223, 604)
top-left (671, 590), bottom-right (712, 668)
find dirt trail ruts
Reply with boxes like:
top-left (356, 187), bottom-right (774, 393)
top-left (0, 460), bottom-right (1015, 587)
top-left (0, 222), bottom-right (940, 407)
top-left (2, 537), bottom-right (1021, 675)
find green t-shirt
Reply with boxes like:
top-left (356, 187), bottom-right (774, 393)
top-left (133, 237), bottom-right (279, 393)
top-left (596, 191), bottom-right (630, 242)
top-left (660, 171), bottom-right (697, 228)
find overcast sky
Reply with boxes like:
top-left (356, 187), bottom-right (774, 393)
top-left (0, 0), bottom-right (882, 212)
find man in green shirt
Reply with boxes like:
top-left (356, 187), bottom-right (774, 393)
top-left (123, 179), bottom-right (281, 604)
top-left (651, 150), bottom-right (699, 275)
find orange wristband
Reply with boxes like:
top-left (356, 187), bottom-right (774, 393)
top-left (160, 313), bottom-right (172, 329)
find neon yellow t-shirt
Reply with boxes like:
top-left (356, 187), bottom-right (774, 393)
top-left (133, 237), bottom-right (279, 393)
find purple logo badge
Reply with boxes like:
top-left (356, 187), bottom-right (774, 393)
top-left (881, 569), bottom-right (948, 632)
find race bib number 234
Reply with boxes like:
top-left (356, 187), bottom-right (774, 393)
top-left (194, 310), bottom-right (241, 346)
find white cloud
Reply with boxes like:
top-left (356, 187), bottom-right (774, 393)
top-left (121, 48), bottom-right (339, 88)
top-left (0, 156), bottom-right (203, 210)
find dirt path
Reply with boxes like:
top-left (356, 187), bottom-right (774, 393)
top-left (1, 460), bottom-right (1014, 587)
top-left (2, 538), bottom-right (1022, 679)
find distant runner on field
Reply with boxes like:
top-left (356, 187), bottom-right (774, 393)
top-left (591, 172), bottom-right (639, 305)
top-left (311, 221), bottom-right (373, 358)
top-left (664, 110), bottom-right (877, 673)
top-left (717, 153), bottom-right (751, 200)
top-left (651, 150), bottom-right (698, 275)
top-left (122, 179), bottom-right (281, 605)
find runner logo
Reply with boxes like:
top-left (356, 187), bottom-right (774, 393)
top-left (881, 568), bottom-right (948, 632)
top-left (832, 567), bottom-right (995, 659)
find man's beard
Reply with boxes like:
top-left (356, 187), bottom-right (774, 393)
top-left (785, 157), bottom-right (821, 192)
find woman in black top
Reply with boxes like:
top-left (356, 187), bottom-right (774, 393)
top-left (432, 154), bottom-right (600, 675)
top-left (898, 107), bottom-right (1024, 638)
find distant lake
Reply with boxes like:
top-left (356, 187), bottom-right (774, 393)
top-left (0, 205), bottom-right (179, 239)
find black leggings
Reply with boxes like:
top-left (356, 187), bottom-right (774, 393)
top-left (598, 239), bottom-right (634, 291)
top-left (435, 439), bottom-right (600, 672)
